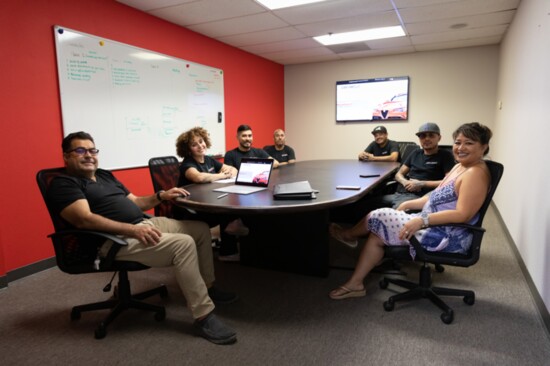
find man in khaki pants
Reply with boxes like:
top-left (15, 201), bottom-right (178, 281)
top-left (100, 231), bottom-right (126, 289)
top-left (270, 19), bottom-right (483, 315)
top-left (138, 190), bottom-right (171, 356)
top-left (47, 131), bottom-right (237, 345)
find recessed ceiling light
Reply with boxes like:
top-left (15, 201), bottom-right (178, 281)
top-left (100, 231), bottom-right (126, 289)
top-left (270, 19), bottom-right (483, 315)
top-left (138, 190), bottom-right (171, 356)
top-left (255, 0), bottom-right (328, 10)
top-left (314, 26), bottom-right (406, 46)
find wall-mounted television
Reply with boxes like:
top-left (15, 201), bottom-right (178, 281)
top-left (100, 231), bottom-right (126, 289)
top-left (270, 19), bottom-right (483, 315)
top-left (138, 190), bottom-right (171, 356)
top-left (336, 76), bottom-right (409, 122)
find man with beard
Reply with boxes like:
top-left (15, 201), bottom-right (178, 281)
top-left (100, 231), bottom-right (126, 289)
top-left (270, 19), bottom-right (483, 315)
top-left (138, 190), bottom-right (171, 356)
top-left (224, 124), bottom-right (279, 169)
top-left (384, 122), bottom-right (455, 208)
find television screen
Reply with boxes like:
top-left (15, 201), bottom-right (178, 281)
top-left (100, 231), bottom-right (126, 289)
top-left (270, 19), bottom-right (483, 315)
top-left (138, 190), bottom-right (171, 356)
top-left (336, 76), bottom-right (409, 122)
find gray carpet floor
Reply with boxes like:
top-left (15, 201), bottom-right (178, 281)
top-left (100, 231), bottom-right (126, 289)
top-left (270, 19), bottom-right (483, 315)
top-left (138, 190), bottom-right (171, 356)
top-left (1, 205), bottom-right (549, 365)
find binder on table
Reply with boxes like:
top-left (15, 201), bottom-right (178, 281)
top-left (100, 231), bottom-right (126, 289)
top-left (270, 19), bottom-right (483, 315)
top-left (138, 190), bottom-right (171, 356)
top-left (273, 180), bottom-right (316, 200)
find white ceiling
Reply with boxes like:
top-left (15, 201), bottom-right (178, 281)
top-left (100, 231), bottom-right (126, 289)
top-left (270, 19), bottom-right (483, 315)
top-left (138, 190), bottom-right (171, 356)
top-left (116, 0), bottom-right (521, 65)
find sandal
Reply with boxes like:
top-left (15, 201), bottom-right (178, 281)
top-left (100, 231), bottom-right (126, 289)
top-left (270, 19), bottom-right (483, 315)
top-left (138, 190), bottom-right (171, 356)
top-left (330, 223), bottom-right (358, 248)
top-left (329, 285), bottom-right (366, 300)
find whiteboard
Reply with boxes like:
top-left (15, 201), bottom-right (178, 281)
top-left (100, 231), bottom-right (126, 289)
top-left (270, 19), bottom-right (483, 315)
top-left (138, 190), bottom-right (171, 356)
top-left (54, 26), bottom-right (225, 170)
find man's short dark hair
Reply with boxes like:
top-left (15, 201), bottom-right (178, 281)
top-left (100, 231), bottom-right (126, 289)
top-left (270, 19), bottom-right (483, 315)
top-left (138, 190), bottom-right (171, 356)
top-left (62, 131), bottom-right (94, 152)
top-left (237, 124), bottom-right (252, 133)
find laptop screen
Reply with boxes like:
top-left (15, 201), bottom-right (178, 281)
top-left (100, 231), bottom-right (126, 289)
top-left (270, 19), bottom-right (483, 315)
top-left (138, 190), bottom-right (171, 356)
top-left (235, 158), bottom-right (274, 187)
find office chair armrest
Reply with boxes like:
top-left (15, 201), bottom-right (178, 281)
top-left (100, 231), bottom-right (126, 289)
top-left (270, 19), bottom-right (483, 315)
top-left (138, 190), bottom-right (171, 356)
top-left (409, 223), bottom-right (485, 262)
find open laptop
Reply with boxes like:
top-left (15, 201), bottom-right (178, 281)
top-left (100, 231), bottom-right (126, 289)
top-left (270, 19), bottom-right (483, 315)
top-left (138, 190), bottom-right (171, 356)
top-left (213, 158), bottom-right (274, 194)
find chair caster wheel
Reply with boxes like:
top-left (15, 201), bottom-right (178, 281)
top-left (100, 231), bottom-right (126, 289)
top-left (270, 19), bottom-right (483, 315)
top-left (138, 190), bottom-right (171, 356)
top-left (155, 309), bottom-right (166, 321)
top-left (70, 309), bottom-right (81, 320)
top-left (435, 264), bottom-right (445, 273)
top-left (440, 310), bottom-right (454, 324)
top-left (379, 278), bottom-right (389, 289)
top-left (94, 323), bottom-right (107, 339)
top-left (383, 299), bottom-right (395, 311)
top-left (463, 294), bottom-right (475, 305)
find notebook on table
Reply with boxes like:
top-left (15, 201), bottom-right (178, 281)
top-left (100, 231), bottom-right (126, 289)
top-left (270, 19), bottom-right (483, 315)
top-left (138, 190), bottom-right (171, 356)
top-left (273, 180), bottom-right (316, 200)
top-left (213, 158), bottom-right (274, 195)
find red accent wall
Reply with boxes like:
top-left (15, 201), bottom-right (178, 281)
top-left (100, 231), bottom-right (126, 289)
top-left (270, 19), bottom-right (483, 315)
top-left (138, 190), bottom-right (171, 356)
top-left (0, 0), bottom-right (284, 276)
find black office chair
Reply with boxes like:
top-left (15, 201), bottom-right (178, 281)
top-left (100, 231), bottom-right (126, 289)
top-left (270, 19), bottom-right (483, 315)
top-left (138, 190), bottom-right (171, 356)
top-left (36, 168), bottom-right (168, 339)
top-left (379, 160), bottom-right (504, 324)
top-left (148, 156), bottom-right (181, 218)
top-left (397, 141), bottom-right (418, 163)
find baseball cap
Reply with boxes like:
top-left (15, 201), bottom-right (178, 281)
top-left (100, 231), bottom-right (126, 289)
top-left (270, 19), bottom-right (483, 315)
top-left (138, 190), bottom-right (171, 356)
top-left (371, 126), bottom-right (387, 135)
top-left (416, 122), bottom-right (440, 136)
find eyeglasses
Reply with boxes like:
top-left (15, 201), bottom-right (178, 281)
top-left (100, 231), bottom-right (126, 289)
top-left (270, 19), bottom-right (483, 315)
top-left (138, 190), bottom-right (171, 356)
top-left (66, 147), bottom-right (100, 155)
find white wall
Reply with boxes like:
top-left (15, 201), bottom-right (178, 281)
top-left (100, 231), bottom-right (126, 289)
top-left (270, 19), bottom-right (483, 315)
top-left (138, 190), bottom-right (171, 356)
top-left (492, 0), bottom-right (550, 311)
top-left (284, 46), bottom-right (499, 161)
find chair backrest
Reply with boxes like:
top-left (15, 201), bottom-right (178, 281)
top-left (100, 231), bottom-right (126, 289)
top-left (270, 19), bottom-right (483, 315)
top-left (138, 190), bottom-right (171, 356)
top-left (397, 141), bottom-right (418, 163)
top-left (418, 159), bottom-right (504, 267)
top-left (36, 168), bottom-right (110, 273)
top-left (476, 160), bottom-right (504, 225)
top-left (36, 167), bottom-right (70, 232)
top-left (148, 156), bottom-right (180, 218)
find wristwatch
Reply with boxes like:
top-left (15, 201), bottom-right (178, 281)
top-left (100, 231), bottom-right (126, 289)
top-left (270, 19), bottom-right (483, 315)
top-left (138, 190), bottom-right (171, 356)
top-left (156, 190), bottom-right (165, 202)
top-left (421, 212), bottom-right (430, 228)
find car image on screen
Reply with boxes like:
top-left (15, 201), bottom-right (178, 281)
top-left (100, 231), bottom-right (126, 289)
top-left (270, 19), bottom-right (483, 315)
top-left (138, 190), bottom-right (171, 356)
top-left (252, 171), bottom-right (270, 185)
top-left (372, 93), bottom-right (408, 120)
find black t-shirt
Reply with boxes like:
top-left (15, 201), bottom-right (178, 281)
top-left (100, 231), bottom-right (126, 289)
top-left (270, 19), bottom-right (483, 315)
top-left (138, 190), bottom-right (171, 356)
top-left (365, 140), bottom-right (399, 158)
top-left (398, 148), bottom-right (455, 195)
top-left (223, 147), bottom-right (270, 169)
top-left (47, 169), bottom-right (145, 227)
top-left (178, 155), bottom-right (223, 187)
top-left (263, 145), bottom-right (296, 163)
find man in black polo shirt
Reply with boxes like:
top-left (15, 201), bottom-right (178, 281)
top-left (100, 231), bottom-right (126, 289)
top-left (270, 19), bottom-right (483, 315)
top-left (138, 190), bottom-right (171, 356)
top-left (224, 124), bottom-right (279, 170)
top-left (47, 131), bottom-right (238, 345)
top-left (331, 123), bottom-right (454, 225)
top-left (263, 129), bottom-right (296, 165)
top-left (381, 122), bottom-right (455, 208)
top-left (358, 125), bottom-right (400, 162)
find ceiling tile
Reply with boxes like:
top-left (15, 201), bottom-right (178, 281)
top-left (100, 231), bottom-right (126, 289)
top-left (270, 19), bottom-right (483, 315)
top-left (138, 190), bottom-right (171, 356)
top-left (414, 35), bottom-right (503, 51)
top-left (295, 10), bottom-right (401, 37)
top-left (242, 38), bottom-right (321, 53)
top-left (399, 0), bottom-right (520, 23)
top-left (186, 12), bottom-right (290, 38)
top-left (217, 27), bottom-right (306, 47)
top-left (148, 0), bottom-right (266, 26)
top-left (273, 0), bottom-right (395, 24)
top-left (116, 0), bottom-right (195, 12)
top-left (405, 10), bottom-right (516, 35)
top-left (411, 24), bottom-right (508, 45)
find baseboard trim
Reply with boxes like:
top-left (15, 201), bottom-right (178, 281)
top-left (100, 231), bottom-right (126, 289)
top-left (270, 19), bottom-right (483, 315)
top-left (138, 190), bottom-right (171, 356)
top-left (0, 275), bottom-right (7, 289)
top-left (4, 257), bottom-right (57, 286)
top-left (491, 202), bottom-right (550, 339)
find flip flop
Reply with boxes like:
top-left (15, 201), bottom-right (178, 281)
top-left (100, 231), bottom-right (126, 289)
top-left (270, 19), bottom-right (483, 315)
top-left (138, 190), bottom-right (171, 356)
top-left (330, 223), bottom-right (358, 248)
top-left (329, 286), bottom-right (366, 300)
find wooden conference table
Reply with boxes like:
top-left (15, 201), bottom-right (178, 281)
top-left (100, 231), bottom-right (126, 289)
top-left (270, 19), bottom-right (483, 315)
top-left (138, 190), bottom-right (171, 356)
top-left (175, 159), bottom-right (399, 277)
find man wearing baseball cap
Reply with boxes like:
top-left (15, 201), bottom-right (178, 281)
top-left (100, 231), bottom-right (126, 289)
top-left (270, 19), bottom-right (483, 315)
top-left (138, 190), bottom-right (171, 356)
top-left (358, 125), bottom-right (399, 162)
top-left (383, 122), bottom-right (455, 208)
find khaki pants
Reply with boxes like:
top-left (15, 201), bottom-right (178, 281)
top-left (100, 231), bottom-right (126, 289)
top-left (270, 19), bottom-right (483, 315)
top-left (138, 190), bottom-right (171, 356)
top-left (102, 217), bottom-right (215, 319)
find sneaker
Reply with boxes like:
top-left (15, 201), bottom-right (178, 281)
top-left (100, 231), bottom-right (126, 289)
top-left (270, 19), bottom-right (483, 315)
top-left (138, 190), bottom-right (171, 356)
top-left (224, 219), bottom-right (249, 236)
top-left (193, 313), bottom-right (237, 345)
top-left (208, 286), bottom-right (239, 304)
top-left (211, 238), bottom-right (221, 249)
top-left (218, 253), bottom-right (240, 262)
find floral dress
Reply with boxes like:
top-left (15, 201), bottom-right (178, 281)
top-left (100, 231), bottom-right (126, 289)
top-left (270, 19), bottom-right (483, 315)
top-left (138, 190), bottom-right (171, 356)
top-left (366, 177), bottom-right (479, 258)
